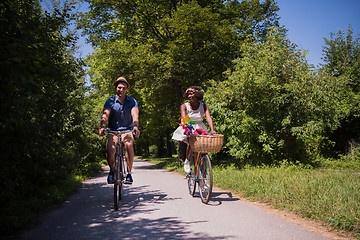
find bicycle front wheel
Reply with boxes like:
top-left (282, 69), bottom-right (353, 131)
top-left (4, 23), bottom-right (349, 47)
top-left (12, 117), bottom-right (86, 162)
top-left (114, 154), bottom-right (122, 211)
top-left (120, 151), bottom-right (127, 180)
top-left (187, 155), bottom-right (196, 196)
top-left (198, 154), bottom-right (213, 204)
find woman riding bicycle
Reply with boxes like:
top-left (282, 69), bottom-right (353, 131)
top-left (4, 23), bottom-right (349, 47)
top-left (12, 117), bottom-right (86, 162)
top-left (172, 86), bottom-right (216, 173)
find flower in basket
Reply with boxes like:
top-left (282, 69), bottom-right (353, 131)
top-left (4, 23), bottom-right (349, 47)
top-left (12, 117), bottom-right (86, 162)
top-left (194, 129), bottom-right (208, 135)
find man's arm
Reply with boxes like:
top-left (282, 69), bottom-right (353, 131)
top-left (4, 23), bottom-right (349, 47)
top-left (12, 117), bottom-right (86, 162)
top-left (99, 109), bottom-right (110, 136)
top-left (131, 107), bottom-right (140, 137)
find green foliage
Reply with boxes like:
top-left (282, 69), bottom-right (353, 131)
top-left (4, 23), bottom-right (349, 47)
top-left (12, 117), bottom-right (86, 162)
top-left (322, 26), bottom-right (360, 93)
top-left (321, 26), bottom-right (360, 156)
top-left (0, 0), bottom-right (101, 235)
top-left (1, 175), bottom-right (83, 235)
top-left (78, 0), bottom-right (280, 157)
top-left (206, 27), bottom-right (351, 164)
top-left (320, 146), bottom-right (360, 172)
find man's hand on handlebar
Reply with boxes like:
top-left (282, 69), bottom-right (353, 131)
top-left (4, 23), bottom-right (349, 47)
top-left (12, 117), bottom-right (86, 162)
top-left (133, 127), bottom-right (140, 138)
top-left (99, 127), bottom-right (140, 138)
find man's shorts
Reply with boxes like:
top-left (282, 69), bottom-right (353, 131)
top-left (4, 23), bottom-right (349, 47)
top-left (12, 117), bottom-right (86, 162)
top-left (107, 131), bottom-right (134, 147)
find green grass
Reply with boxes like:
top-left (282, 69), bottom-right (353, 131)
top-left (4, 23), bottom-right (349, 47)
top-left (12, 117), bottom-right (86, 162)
top-left (1, 175), bottom-right (83, 236)
top-left (1, 160), bottom-right (105, 237)
top-left (319, 146), bottom-right (360, 172)
top-left (142, 156), bottom-right (360, 239)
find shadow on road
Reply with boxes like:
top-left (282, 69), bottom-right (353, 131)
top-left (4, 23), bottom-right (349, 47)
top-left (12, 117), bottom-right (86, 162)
top-left (134, 164), bottom-right (160, 170)
top-left (208, 191), bottom-right (240, 206)
top-left (22, 166), bottom-right (235, 240)
top-left (189, 190), bottom-right (240, 206)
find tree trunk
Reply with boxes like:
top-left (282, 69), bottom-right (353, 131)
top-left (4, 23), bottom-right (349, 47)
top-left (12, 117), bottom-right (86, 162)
top-left (166, 128), bottom-right (173, 157)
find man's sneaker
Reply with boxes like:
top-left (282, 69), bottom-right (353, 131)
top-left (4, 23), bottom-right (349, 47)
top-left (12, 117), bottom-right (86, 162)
top-left (184, 159), bottom-right (191, 174)
top-left (107, 171), bottom-right (114, 184)
top-left (124, 173), bottom-right (133, 184)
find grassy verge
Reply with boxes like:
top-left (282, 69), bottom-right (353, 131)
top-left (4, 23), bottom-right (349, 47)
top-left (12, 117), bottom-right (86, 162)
top-left (1, 175), bottom-right (83, 235)
top-left (142, 156), bottom-right (360, 239)
top-left (1, 160), bottom-right (105, 237)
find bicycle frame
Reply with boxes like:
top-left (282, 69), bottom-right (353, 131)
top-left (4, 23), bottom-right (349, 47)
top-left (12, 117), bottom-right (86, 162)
top-left (115, 134), bottom-right (127, 180)
top-left (193, 153), bottom-right (205, 177)
top-left (106, 129), bottom-right (128, 210)
top-left (186, 140), bottom-right (213, 204)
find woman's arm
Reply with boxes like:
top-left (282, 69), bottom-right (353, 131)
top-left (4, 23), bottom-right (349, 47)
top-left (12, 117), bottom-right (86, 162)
top-left (180, 103), bottom-right (187, 118)
top-left (204, 103), bottom-right (216, 133)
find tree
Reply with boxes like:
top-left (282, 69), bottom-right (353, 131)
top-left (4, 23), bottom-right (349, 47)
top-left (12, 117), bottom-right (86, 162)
top-left (321, 26), bottom-right (360, 156)
top-left (78, 0), bottom-right (279, 156)
top-left (0, 0), bottom-right (89, 233)
top-left (206, 27), bottom-right (351, 165)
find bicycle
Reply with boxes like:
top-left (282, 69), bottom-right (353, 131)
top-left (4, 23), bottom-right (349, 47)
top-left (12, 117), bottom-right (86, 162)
top-left (186, 133), bottom-right (223, 204)
top-left (187, 150), bottom-right (213, 204)
top-left (105, 129), bottom-right (131, 211)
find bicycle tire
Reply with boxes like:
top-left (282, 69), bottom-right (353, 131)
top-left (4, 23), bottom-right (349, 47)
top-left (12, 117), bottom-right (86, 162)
top-left (114, 150), bottom-right (122, 211)
top-left (187, 155), bottom-right (196, 196)
top-left (198, 154), bottom-right (213, 204)
top-left (120, 150), bottom-right (127, 180)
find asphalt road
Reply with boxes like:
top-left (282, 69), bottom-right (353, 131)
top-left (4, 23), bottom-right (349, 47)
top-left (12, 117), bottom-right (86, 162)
top-left (22, 158), bottom-right (330, 240)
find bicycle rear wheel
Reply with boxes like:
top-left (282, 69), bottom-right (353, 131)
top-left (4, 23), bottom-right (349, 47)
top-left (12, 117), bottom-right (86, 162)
top-left (187, 155), bottom-right (196, 196)
top-left (114, 153), bottom-right (122, 211)
top-left (198, 154), bottom-right (213, 204)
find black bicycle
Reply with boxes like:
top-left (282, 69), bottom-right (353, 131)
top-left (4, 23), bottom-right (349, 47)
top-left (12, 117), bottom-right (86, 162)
top-left (105, 129), bottom-right (129, 211)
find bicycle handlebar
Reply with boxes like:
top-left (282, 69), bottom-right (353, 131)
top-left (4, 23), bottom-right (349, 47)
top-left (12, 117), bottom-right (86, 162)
top-left (104, 128), bottom-right (136, 136)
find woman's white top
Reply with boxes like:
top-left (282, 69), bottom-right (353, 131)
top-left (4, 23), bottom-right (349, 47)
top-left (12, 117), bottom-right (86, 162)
top-left (172, 102), bottom-right (208, 142)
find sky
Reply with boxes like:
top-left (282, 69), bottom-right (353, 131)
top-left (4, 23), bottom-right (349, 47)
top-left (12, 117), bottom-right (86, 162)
top-left (276, 0), bottom-right (360, 67)
top-left (75, 0), bottom-right (360, 67)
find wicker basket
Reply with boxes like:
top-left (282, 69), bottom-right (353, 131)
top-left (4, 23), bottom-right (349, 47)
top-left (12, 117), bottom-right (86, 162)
top-left (189, 134), bottom-right (224, 153)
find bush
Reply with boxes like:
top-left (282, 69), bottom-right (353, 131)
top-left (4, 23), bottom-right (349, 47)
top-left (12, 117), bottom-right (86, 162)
top-left (206, 27), bottom-right (351, 165)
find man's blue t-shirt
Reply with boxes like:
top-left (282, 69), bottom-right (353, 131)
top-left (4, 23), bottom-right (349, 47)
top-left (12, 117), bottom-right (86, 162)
top-left (104, 95), bottom-right (138, 132)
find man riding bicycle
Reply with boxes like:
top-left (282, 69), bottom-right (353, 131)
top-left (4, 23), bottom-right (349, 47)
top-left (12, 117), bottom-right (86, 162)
top-left (98, 76), bottom-right (140, 184)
